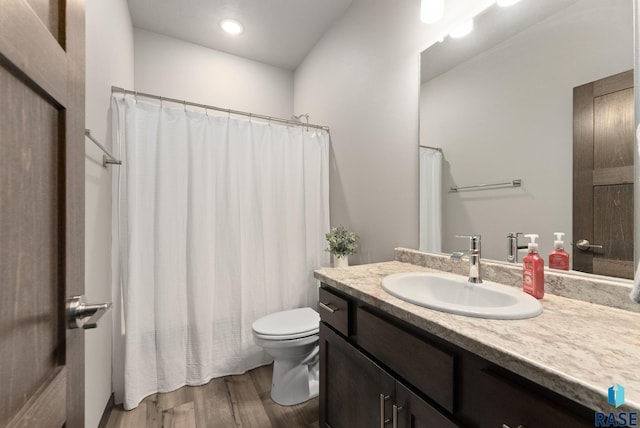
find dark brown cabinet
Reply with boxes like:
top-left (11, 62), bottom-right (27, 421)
top-left (356, 306), bottom-right (455, 413)
top-left (319, 323), bottom-right (394, 428)
top-left (318, 284), bottom-right (594, 428)
top-left (473, 370), bottom-right (593, 428)
top-left (319, 323), bottom-right (458, 428)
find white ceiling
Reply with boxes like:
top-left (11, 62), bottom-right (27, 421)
top-left (126, 0), bottom-right (354, 71)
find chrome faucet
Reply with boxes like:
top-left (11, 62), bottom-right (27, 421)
top-left (506, 232), bottom-right (527, 263)
top-left (452, 235), bottom-right (482, 284)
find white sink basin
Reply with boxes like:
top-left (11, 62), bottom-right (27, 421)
top-left (381, 272), bottom-right (542, 319)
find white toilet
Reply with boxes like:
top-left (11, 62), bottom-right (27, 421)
top-left (252, 307), bottom-right (320, 406)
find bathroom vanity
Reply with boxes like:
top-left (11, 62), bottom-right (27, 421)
top-left (314, 249), bottom-right (640, 428)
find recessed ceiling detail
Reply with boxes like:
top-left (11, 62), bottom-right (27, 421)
top-left (127, 0), bottom-right (353, 70)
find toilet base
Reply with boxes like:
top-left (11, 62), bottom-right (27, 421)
top-left (270, 357), bottom-right (319, 406)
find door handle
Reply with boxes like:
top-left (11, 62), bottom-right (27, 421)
top-left (575, 239), bottom-right (604, 251)
top-left (66, 295), bottom-right (112, 329)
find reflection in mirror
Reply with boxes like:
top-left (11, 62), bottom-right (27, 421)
top-left (419, 0), bottom-right (634, 279)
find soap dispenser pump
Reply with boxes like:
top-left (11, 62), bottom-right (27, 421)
top-left (522, 234), bottom-right (544, 299)
top-left (548, 232), bottom-right (569, 271)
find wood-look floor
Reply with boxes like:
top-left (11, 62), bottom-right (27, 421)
top-left (105, 364), bottom-right (319, 428)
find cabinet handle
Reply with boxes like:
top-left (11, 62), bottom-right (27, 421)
top-left (319, 301), bottom-right (337, 313)
top-left (380, 394), bottom-right (390, 428)
top-left (502, 425), bottom-right (524, 428)
top-left (392, 404), bottom-right (403, 428)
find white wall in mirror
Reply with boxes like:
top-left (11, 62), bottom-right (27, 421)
top-left (420, 0), bottom-right (633, 263)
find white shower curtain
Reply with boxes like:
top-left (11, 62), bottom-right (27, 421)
top-left (419, 147), bottom-right (442, 252)
top-left (110, 97), bottom-right (330, 410)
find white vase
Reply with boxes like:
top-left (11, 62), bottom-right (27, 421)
top-left (333, 255), bottom-right (349, 268)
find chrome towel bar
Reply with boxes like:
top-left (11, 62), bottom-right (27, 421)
top-left (85, 129), bottom-right (122, 168)
top-left (449, 179), bottom-right (521, 193)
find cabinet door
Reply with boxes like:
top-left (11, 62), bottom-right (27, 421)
top-left (357, 307), bottom-right (455, 412)
top-left (476, 370), bottom-right (593, 428)
top-left (320, 323), bottom-right (395, 428)
top-left (395, 382), bottom-right (460, 428)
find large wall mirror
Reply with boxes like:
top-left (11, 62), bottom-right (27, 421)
top-left (419, 0), bottom-right (636, 280)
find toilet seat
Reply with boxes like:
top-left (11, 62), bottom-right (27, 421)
top-left (253, 329), bottom-right (318, 341)
top-left (252, 307), bottom-right (319, 340)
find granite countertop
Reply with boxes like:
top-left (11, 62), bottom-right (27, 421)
top-left (314, 261), bottom-right (640, 414)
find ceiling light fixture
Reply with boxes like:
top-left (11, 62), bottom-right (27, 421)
top-left (449, 19), bottom-right (474, 38)
top-left (220, 19), bottom-right (244, 35)
top-left (497, 0), bottom-right (521, 7)
top-left (421, 0), bottom-right (444, 24)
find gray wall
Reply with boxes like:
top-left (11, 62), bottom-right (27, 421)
top-left (133, 28), bottom-right (294, 118)
top-left (293, 0), bottom-right (494, 264)
top-left (85, 0), bottom-right (134, 426)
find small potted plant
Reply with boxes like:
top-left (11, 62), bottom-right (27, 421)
top-left (325, 225), bottom-right (359, 268)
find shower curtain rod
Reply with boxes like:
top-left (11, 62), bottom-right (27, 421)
top-left (111, 86), bottom-right (330, 131)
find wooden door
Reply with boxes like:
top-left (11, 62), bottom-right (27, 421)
top-left (0, 0), bottom-right (85, 427)
top-left (319, 323), bottom-right (395, 428)
top-left (573, 70), bottom-right (634, 279)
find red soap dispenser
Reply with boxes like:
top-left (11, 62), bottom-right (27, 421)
top-left (548, 232), bottom-right (569, 271)
top-left (522, 234), bottom-right (544, 299)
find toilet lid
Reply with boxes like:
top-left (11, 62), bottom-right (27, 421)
top-left (252, 307), bottom-right (319, 338)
